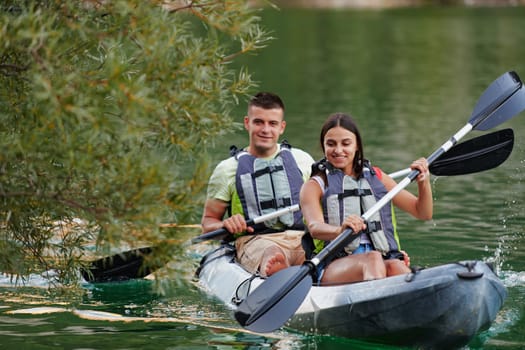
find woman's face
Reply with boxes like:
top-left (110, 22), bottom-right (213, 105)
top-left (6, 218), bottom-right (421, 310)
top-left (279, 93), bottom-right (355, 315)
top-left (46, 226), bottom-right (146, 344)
top-left (323, 126), bottom-right (358, 175)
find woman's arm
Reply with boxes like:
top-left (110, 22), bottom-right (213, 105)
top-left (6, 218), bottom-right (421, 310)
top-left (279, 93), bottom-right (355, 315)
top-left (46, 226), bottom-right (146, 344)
top-left (383, 158), bottom-right (433, 220)
top-left (300, 179), bottom-right (338, 241)
top-left (300, 179), bottom-right (365, 240)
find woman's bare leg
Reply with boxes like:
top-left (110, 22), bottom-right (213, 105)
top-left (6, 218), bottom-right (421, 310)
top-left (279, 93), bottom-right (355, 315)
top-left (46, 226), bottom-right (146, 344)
top-left (321, 251), bottom-right (386, 284)
top-left (385, 259), bottom-right (411, 276)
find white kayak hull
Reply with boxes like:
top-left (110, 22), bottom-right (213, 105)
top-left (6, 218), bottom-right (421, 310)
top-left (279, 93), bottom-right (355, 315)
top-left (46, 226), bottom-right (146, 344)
top-left (197, 245), bottom-right (507, 349)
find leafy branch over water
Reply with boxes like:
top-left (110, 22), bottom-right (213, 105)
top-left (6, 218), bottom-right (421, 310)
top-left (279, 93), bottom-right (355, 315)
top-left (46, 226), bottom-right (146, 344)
top-left (0, 0), bottom-right (271, 291)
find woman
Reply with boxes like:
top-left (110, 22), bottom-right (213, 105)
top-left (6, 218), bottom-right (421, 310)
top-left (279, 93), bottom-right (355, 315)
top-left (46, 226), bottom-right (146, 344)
top-left (300, 113), bottom-right (433, 284)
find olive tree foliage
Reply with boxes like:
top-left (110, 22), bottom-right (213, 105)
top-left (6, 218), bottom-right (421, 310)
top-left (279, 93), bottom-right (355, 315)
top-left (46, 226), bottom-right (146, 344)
top-left (0, 0), bottom-right (271, 287)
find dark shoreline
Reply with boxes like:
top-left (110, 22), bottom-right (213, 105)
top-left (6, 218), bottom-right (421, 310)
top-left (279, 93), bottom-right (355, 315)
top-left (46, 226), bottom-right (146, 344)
top-left (251, 0), bottom-right (525, 9)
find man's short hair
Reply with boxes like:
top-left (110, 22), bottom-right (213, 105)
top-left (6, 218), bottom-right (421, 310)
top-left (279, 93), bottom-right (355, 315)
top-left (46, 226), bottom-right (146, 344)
top-left (249, 92), bottom-right (285, 112)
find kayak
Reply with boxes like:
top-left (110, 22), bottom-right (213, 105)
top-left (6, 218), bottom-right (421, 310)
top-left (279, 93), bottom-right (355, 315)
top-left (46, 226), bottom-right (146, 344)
top-left (196, 244), bottom-right (507, 349)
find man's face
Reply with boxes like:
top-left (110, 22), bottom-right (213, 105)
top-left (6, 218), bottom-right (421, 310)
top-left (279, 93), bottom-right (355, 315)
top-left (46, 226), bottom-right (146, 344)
top-left (244, 105), bottom-right (285, 157)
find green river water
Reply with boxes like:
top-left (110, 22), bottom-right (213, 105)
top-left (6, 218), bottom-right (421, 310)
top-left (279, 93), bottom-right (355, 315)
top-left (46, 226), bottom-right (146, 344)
top-left (2, 6), bottom-right (525, 350)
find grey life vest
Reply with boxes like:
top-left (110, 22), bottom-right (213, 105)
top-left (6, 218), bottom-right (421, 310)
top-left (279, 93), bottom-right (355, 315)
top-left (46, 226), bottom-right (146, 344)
top-left (233, 142), bottom-right (304, 232)
top-left (322, 162), bottom-right (399, 254)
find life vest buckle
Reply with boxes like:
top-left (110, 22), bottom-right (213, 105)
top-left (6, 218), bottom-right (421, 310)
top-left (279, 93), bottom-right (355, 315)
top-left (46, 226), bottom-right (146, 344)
top-left (365, 220), bottom-right (382, 233)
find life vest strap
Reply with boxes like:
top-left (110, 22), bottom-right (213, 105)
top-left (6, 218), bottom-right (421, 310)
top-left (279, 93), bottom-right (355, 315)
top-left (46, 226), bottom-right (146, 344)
top-left (252, 164), bottom-right (285, 178)
top-left (260, 197), bottom-right (292, 210)
top-left (338, 188), bottom-right (373, 200)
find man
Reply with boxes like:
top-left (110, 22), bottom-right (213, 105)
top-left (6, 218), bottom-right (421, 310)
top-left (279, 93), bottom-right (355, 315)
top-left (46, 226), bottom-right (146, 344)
top-left (201, 92), bottom-right (314, 276)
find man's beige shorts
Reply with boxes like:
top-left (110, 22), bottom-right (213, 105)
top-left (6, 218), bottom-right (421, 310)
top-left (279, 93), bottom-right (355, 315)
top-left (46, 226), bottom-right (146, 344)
top-left (235, 230), bottom-right (305, 275)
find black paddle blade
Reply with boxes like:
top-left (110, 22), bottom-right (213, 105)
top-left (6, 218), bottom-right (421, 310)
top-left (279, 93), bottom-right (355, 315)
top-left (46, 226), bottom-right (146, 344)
top-left (430, 128), bottom-right (514, 176)
top-left (235, 265), bottom-right (313, 333)
top-left (470, 71), bottom-right (525, 130)
top-left (81, 247), bottom-right (156, 283)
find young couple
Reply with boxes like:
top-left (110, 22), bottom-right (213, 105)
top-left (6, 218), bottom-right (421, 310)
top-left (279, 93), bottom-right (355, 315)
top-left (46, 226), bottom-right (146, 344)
top-left (201, 92), bottom-right (433, 284)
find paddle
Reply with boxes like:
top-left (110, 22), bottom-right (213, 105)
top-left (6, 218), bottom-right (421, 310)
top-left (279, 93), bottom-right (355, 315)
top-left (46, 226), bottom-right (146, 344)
top-left (389, 128), bottom-right (514, 179)
top-left (234, 71), bottom-right (525, 333)
top-left (82, 126), bottom-right (514, 283)
top-left (81, 204), bottom-right (300, 283)
top-left (80, 246), bottom-right (157, 283)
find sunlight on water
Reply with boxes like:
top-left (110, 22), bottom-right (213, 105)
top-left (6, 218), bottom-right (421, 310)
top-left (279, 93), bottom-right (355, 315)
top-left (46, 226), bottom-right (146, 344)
top-left (0, 303), bottom-right (307, 349)
top-left (501, 270), bottom-right (525, 289)
top-left (0, 271), bottom-right (64, 289)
